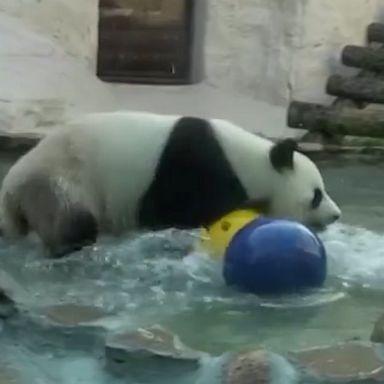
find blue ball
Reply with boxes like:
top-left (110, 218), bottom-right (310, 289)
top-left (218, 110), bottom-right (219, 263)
top-left (223, 217), bottom-right (327, 295)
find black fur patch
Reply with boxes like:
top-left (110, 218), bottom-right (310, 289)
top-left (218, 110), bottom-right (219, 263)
top-left (270, 139), bottom-right (298, 173)
top-left (311, 188), bottom-right (323, 209)
top-left (138, 116), bottom-right (248, 229)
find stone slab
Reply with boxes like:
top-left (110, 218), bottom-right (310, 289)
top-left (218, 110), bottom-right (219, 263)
top-left (289, 342), bottom-right (384, 383)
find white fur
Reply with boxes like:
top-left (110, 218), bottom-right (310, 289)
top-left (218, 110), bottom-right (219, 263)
top-left (0, 110), bottom-right (340, 242)
top-left (270, 152), bottom-right (341, 227)
top-left (209, 118), bottom-right (341, 227)
top-left (66, 111), bottom-right (180, 230)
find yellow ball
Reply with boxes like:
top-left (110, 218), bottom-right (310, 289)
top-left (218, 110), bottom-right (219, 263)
top-left (199, 209), bottom-right (259, 257)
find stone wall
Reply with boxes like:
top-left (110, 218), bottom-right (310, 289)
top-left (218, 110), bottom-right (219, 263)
top-left (204, 0), bottom-right (384, 106)
top-left (1, 0), bottom-right (384, 108)
top-left (0, 0), bottom-right (98, 69)
top-left (0, 11), bottom-right (117, 134)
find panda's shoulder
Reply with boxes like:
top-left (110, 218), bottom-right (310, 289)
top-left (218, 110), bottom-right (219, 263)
top-left (207, 118), bottom-right (273, 150)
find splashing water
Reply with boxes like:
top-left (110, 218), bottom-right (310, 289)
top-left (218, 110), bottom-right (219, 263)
top-left (0, 218), bottom-right (383, 382)
top-left (0, 221), bottom-right (382, 315)
top-left (322, 223), bottom-right (384, 291)
top-left (0, 220), bottom-right (382, 327)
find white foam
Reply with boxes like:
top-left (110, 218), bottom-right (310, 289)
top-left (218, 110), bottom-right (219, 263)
top-left (0, 221), bottom-right (381, 327)
top-left (321, 223), bottom-right (384, 289)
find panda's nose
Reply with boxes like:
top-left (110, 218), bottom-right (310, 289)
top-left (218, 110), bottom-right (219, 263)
top-left (331, 213), bottom-right (341, 222)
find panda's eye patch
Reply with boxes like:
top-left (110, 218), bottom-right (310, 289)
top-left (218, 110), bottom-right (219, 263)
top-left (311, 188), bottom-right (323, 209)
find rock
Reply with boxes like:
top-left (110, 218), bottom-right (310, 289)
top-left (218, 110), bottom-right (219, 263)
top-left (105, 325), bottom-right (201, 380)
top-left (105, 325), bottom-right (201, 362)
top-left (222, 350), bottom-right (297, 384)
top-left (371, 314), bottom-right (384, 343)
top-left (43, 304), bottom-right (107, 326)
top-left (0, 364), bottom-right (20, 384)
top-left (222, 350), bottom-right (270, 384)
top-left (289, 342), bottom-right (384, 383)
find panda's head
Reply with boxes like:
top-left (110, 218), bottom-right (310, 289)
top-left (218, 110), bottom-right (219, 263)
top-left (267, 139), bottom-right (341, 230)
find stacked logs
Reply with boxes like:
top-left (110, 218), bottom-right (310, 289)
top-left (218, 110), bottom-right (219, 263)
top-left (288, 23), bottom-right (384, 140)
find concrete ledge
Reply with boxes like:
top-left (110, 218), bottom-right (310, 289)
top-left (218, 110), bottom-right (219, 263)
top-left (1, 129), bottom-right (384, 166)
top-left (299, 142), bottom-right (384, 163)
top-left (0, 131), bottom-right (42, 153)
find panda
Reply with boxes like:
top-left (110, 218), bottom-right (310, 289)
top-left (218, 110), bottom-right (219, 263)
top-left (0, 111), bottom-right (341, 258)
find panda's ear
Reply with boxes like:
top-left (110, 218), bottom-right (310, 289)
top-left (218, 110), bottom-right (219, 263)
top-left (269, 138), bottom-right (298, 173)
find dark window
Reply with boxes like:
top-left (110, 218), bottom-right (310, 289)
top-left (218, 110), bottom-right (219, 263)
top-left (97, 0), bottom-right (194, 84)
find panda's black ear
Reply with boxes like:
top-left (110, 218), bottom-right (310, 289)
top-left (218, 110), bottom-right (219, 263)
top-left (269, 138), bottom-right (298, 173)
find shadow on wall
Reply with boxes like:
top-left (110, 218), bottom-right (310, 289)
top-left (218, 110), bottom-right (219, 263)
top-left (376, 3), bottom-right (384, 21)
top-left (190, 0), bottom-right (207, 83)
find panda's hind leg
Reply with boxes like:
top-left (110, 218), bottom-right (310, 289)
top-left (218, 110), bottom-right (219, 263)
top-left (19, 175), bottom-right (98, 258)
top-left (0, 191), bottom-right (29, 239)
top-left (45, 206), bottom-right (98, 258)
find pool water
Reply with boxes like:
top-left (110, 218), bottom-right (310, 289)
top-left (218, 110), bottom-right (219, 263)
top-left (0, 154), bottom-right (383, 383)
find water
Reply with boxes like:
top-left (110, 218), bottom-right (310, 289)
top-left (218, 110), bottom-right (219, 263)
top-left (0, 154), bottom-right (383, 383)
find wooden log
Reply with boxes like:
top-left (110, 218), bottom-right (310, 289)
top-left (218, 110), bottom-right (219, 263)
top-left (287, 101), bottom-right (384, 138)
top-left (342, 45), bottom-right (384, 72)
top-left (326, 74), bottom-right (384, 103)
top-left (367, 23), bottom-right (384, 44)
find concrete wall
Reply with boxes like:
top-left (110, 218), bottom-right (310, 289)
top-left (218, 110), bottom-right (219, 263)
top-left (204, 0), bottom-right (384, 106)
top-left (0, 0), bottom-right (98, 68)
top-left (288, 0), bottom-right (384, 105)
top-left (1, 0), bottom-right (384, 108)
top-left (0, 10), bottom-right (118, 135)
